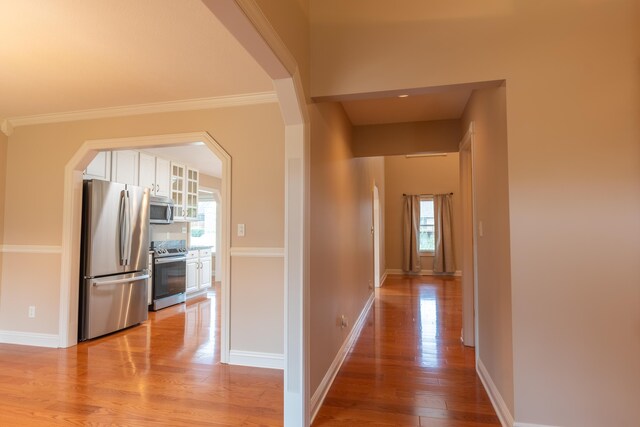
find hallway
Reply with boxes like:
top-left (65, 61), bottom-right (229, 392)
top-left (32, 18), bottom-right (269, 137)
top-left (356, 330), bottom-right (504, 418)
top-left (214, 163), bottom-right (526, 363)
top-left (313, 275), bottom-right (500, 426)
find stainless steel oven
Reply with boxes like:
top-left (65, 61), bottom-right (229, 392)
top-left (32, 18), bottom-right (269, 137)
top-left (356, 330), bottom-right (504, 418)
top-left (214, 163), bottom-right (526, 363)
top-left (151, 240), bottom-right (187, 311)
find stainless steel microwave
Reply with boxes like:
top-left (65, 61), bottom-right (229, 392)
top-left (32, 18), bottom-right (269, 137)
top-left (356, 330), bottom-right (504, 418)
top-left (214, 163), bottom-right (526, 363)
top-left (149, 196), bottom-right (174, 224)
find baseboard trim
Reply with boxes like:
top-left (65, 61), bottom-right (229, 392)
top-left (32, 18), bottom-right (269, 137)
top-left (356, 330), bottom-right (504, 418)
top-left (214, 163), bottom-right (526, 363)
top-left (385, 268), bottom-right (462, 277)
top-left (477, 358), bottom-right (515, 427)
top-left (0, 330), bottom-right (60, 348)
top-left (379, 272), bottom-right (388, 287)
top-left (514, 424), bottom-right (557, 427)
top-left (228, 350), bottom-right (284, 370)
top-left (310, 292), bottom-right (375, 423)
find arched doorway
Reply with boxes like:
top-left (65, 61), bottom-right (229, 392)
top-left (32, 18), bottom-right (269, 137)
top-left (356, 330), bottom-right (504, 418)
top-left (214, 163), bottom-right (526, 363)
top-left (58, 132), bottom-right (232, 363)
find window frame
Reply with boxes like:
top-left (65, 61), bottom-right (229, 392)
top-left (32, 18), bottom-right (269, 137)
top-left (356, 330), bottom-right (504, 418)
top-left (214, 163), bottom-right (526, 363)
top-left (418, 196), bottom-right (435, 254)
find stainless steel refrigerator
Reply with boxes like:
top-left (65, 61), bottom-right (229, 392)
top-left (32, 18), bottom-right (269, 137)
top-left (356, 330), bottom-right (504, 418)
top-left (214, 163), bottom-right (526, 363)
top-left (79, 179), bottom-right (150, 341)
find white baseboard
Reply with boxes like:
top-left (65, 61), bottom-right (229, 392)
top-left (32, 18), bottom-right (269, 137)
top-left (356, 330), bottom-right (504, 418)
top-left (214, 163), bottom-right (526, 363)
top-left (310, 292), bottom-right (375, 423)
top-left (514, 423), bottom-right (558, 427)
top-left (379, 272), bottom-right (388, 286)
top-left (0, 330), bottom-right (60, 348)
top-left (385, 268), bottom-right (462, 277)
top-left (228, 350), bottom-right (284, 370)
top-left (477, 358), bottom-right (515, 427)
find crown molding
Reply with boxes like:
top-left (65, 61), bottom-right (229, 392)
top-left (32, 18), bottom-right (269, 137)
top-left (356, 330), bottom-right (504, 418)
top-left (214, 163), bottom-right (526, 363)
top-left (3, 92), bottom-right (278, 131)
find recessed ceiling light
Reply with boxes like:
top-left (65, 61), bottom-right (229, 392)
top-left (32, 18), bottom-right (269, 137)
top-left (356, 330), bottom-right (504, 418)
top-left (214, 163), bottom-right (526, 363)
top-left (398, 94), bottom-right (409, 98)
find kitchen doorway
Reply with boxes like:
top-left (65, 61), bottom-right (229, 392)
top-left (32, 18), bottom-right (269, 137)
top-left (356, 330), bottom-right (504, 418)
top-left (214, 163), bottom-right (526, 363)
top-left (59, 132), bottom-right (232, 364)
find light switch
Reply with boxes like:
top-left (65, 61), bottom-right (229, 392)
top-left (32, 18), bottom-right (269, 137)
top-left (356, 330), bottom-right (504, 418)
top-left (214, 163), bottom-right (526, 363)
top-left (478, 221), bottom-right (484, 237)
top-left (237, 223), bottom-right (245, 237)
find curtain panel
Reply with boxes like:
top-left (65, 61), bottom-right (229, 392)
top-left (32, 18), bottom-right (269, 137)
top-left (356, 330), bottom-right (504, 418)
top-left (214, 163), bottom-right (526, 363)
top-left (433, 194), bottom-right (455, 273)
top-left (402, 195), bottom-right (421, 273)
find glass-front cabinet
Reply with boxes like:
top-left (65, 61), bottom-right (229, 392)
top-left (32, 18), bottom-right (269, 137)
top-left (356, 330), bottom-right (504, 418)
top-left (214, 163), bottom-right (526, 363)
top-left (185, 168), bottom-right (199, 220)
top-left (171, 162), bottom-right (185, 219)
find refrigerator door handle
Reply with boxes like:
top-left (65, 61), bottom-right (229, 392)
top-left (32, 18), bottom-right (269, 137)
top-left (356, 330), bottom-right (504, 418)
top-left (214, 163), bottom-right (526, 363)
top-left (118, 190), bottom-right (127, 265)
top-left (91, 274), bottom-right (150, 287)
top-left (124, 190), bottom-right (132, 265)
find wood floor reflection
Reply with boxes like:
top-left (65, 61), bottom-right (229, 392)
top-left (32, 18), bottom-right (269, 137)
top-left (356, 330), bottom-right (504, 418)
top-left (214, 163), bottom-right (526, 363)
top-left (313, 275), bottom-right (500, 427)
top-left (0, 284), bottom-right (283, 426)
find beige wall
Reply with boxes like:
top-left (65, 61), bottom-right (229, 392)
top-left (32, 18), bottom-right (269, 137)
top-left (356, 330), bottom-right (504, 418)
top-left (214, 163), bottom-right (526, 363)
top-left (0, 132), bottom-right (7, 291)
top-left (310, 1), bottom-right (640, 425)
top-left (462, 86), bottom-right (514, 414)
top-left (199, 173), bottom-right (222, 190)
top-left (309, 101), bottom-right (384, 394)
top-left (0, 103), bottom-right (285, 355)
top-left (254, 0), bottom-right (310, 96)
top-left (230, 256), bottom-right (284, 354)
top-left (352, 119), bottom-right (461, 157)
top-left (384, 154), bottom-right (461, 273)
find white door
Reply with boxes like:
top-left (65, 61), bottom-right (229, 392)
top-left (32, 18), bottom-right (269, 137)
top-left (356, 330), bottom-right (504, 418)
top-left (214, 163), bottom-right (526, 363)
top-left (373, 185), bottom-right (381, 287)
top-left (138, 152), bottom-right (156, 193)
top-left (155, 157), bottom-right (171, 198)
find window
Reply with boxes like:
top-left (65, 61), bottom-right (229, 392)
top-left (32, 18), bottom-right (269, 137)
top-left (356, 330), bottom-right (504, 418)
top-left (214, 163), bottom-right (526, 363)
top-left (419, 198), bottom-right (435, 252)
top-left (190, 199), bottom-right (216, 250)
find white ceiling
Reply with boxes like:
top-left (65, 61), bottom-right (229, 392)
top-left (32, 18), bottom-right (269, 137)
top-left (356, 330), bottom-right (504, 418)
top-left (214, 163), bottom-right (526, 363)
top-left (341, 89), bottom-right (473, 126)
top-left (142, 144), bottom-right (222, 178)
top-left (0, 0), bottom-right (273, 120)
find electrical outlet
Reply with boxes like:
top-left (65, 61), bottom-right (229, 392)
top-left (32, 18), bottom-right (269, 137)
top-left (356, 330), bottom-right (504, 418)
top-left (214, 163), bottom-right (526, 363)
top-left (237, 223), bottom-right (245, 237)
top-left (340, 315), bottom-right (348, 329)
top-left (28, 306), bottom-right (35, 318)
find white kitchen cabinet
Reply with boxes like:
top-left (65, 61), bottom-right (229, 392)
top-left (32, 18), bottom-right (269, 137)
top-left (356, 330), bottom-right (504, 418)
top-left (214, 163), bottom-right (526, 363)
top-left (139, 153), bottom-right (172, 198)
top-left (185, 168), bottom-right (199, 220)
top-left (186, 251), bottom-right (199, 294)
top-left (171, 162), bottom-right (186, 219)
top-left (155, 157), bottom-right (171, 198)
top-left (138, 152), bottom-right (156, 191)
top-left (84, 151), bottom-right (111, 181)
top-left (186, 248), bottom-right (212, 297)
top-left (199, 249), bottom-right (212, 289)
top-left (111, 150), bottom-right (139, 185)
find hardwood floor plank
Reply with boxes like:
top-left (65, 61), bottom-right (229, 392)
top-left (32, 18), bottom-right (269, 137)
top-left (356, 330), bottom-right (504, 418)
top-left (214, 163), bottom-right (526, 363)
top-left (0, 285), bottom-right (283, 426)
top-left (313, 275), bottom-right (500, 427)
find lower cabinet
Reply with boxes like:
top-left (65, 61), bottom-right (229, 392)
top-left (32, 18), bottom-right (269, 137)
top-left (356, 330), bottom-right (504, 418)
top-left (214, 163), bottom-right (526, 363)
top-left (186, 248), bottom-right (212, 296)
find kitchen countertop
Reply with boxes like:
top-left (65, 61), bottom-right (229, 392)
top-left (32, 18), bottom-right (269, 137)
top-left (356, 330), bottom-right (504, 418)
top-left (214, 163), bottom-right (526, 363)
top-left (188, 246), bottom-right (214, 251)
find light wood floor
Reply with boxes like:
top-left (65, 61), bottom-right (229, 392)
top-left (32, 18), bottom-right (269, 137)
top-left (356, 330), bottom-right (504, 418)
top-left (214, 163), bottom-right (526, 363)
top-left (0, 285), bottom-right (283, 426)
top-left (0, 276), bottom-right (498, 426)
top-left (313, 275), bottom-right (500, 427)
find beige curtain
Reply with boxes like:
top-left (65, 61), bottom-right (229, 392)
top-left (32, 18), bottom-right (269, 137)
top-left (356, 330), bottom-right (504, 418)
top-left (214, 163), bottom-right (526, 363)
top-left (433, 194), bottom-right (455, 273)
top-left (402, 195), bottom-right (421, 273)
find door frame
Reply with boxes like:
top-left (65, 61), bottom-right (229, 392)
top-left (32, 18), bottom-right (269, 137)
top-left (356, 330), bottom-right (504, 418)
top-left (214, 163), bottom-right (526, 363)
top-left (372, 184), bottom-right (382, 287)
top-left (459, 122), bottom-right (479, 351)
top-left (58, 132), bottom-right (232, 364)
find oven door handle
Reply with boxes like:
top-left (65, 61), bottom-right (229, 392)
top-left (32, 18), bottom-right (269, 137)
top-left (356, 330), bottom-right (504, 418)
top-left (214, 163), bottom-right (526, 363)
top-left (154, 256), bottom-right (187, 264)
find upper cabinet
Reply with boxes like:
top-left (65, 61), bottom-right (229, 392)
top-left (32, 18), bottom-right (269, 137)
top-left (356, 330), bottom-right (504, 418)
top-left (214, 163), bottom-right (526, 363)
top-left (171, 162), bottom-right (186, 219)
top-left (111, 150), bottom-right (139, 186)
top-left (170, 164), bottom-right (199, 221)
top-left (83, 151), bottom-right (111, 181)
top-left (139, 153), bottom-right (171, 198)
top-left (155, 157), bottom-right (171, 198)
top-left (185, 168), bottom-right (199, 220)
top-left (85, 149), bottom-right (200, 221)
